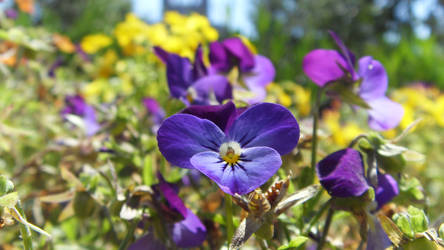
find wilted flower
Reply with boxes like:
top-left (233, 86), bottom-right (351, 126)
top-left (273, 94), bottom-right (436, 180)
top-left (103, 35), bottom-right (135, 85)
top-left (128, 175), bottom-right (206, 249)
top-left (157, 101), bottom-right (300, 195)
top-left (154, 46), bottom-right (232, 105)
top-left (61, 95), bottom-right (100, 136)
top-left (209, 37), bottom-right (275, 104)
top-left (303, 31), bottom-right (403, 131)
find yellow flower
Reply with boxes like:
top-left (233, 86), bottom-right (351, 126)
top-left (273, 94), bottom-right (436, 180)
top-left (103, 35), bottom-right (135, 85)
top-left (323, 110), bottom-right (363, 147)
top-left (292, 85), bottom-right (311, 117)
top-left (81, 34), bottom-right (112, 54)
top-left (114, 13), bottom-right (151, 55)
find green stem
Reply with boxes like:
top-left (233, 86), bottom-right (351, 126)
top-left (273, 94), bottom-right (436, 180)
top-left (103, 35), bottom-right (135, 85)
top-left (225, 193), bottom-right (234, 244)
top-left (16, 200), bottom-right (33, 250)
top-left (310, 87), bottom-right (321, 182)
top-left (304, 199), bottom-right (330, 234)
top-left (316, 208), bottom-right (334, 250)
top-left (118, 221), bottom-right (137, 250)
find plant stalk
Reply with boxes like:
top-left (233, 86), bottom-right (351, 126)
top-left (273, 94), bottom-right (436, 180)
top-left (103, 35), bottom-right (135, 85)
top-left (316, 208), bottom-right (334, 250)
top-left (225, 193), bottom-right (234, 244)
top-left (16, 200), bottom-right (33, 250)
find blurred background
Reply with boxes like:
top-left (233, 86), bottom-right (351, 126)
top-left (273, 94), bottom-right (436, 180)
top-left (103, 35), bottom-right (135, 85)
top-left (1, 0), bottom-right (444, 88)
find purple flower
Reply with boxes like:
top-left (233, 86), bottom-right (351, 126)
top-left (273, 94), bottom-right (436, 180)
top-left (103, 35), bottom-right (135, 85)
top-left (5, 9), bottom-right (18, 19)
top-left (316, 148), bottom-right (399, 208)
top-left (154, 46), bottom-right (232, 105)
top-left (129, 175), bottom-right (206, 249)
top-left (209, 37), bottom-right (275, 104)
top-left (75, 44), bottom-right (90, 62)
top-left (48, 57), bottom-right (64, 78)
top-left (143, 97), bottom-right (165, 133)
top-left (61, 95), bottom-right (100, 136)
top-left (157, 101), bottom-right (300, 195)
top-left (302, 31), bottom-right (403, 131)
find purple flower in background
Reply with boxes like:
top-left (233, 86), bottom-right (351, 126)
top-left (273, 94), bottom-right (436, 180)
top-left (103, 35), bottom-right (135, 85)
top-left (316, 148), bottom-right (399, 207)
top-left (154, 46), bottom-right (232, 105)
top-left (209, 37), bottom-right (275, 104)
top-left (5, 9), bottom-right (18, 19)
top-left (75, 44), bottom-right (90, 62)
top-left (61, 95), bottom-right (100, 136)
top-left (303, 31), bottom-right (403, 131)
top-left (48, 57), bottom-right (64, 78)
top-left (129, 175), bottom-right (206, 249)
top-left (143, 97), bottom-right (165, 133)
top-left (157, 101), bottom-right (299, 195)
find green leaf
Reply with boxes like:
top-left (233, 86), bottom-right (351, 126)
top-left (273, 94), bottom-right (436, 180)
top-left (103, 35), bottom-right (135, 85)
top-left (377, 143), bottom-right (407, 157)
top-left (393, 212), bottom-right (415, 238)
top-left (326, 82), bottom-right (371, 109)
top-left (378, 214), bottom-right (404, 247)
top-left (0, 192), bottom-right (19, 208)
top-left (407, 206), bottom-right (428, 233)
top-left (439, 224), bottom-right (444, 239)
top-left (142, 154), bottom-right (154, 186)
top-left (0, 176), bottom-right (14, 196)
top-left (404, 237), bottom-right (439, 250)
top-left (278, 236), bottom-right (309, 250)
top-left (399, 177), bottom-right (424, 201)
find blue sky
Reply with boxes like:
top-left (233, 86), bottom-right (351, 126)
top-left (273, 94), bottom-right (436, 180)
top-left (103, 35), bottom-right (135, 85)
top-left (131, 0), bottom-right (256, 37)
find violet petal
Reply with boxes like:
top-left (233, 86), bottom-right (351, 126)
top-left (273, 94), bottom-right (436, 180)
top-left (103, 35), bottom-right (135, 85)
top-left (316, 148), bottom-right (369, 197)
top-left (358, 56), bottom-right (388, 100)
top-left (366, 97), bottom-right (404, 131)
top-left (170, 208), bottom-right (207, 248)
top-left (222, 37), bottom-right (255, 72)
top-left (302, 49), bottom-right (348, 87)
top-left (375, 173), bottom-right (399, 210)
top-left (157, 114), bottom-right (225, 169)
top-left (209, 41), bottom-right (230, 72)
top-left (192, 75), bottom-right (233, 104)
top-left (181, 101), bottom-right (237, 132)
top-left (228, 103), bottom-right (300, 155)
top-left (328, 31), bottom-right (357, 80)
top-left (190, 147), bottom-right (282, 195)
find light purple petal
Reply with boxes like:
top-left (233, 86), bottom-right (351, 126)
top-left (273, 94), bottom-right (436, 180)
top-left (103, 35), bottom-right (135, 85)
top-left (83, 105), bottom-right (100, 136)
top-left (222, 37), bottom-right (255, 72)
top-left (128, 228), bottom-right (166, 250)
top-left (154, 46), bottom-right (193, 99)
top-left (190, 147), bottom-right (282, 195)
top-left (192, 75), bottom-right (233, 104)
top-left (181, 101), bottom-right (237, 132)
top-left (209, 41), bottom-right (230, 72)
top-left (328, 30), bottom-right (357, 80)
top-left (242, 55), bottom-right (275, 104)
top-left (302, 49), bottom-right (348, 87)
top-left (170, 208), bottom-right (207, 248)
top-left (358, 56), bottom-right (388, 100)
top-left (228, 103), bottom-right (300, 155)
top-left (366, 97), bottom-right (404, 131)
top-left (375, 173), bottom-right (399, 210)
top-left (316, 148), bottom-right (369, 197)
top-left (157, 114), bottom-right (225, 169)
top-left (366, 215), bottom-right (392, 250)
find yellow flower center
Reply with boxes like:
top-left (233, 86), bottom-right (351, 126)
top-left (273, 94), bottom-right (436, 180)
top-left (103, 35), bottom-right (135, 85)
top-left (219, 141), bottom-right (242, 165)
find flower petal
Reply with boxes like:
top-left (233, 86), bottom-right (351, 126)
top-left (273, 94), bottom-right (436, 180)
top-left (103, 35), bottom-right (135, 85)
top-left (128, 228), bottom-right (166, 250)
top-left (242, 55), bottom-right (275, 104)
top-left (157, 177), bottom-right (188, 217)
top-left (222, 37), bottom-right (255, 72)
top-left (358, 56), bottom-right (388, 100)
top-left (328, 30), bottom-right (357, 80)
top-left (190, 147), bottom-right (282, 195)
top-left (366, 215), bottom-right (392, 250)
top-left (154, 46), bottom-right (193, 98)
top-left (192, 75), bottom-right (233, 104)
top-left (83, 105), bottom-right (100, 136)
top-left (302, 49), bottom-right (348, 87)
top-left (157, 114), bottom-right (225, 169)
top-left (170, 208), bottom-right (207, 248)
top-left (209, 41), bottom-right (230, 72)
top-left (228, 103), bottom-right (300, 155)
top-left (366, 97), bottom-right (404, 131)
top-left (181, 101), bottom-right (237, 132)
top-left (375, 173), bottom-right (399, 210)
top-left (192, 45), bottom-right (207, 80)
top-left (316, 148), bottom-right (369, 197)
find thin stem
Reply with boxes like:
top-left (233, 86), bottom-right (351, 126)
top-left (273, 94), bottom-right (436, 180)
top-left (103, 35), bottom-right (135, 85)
top-left (225, 193), bottom-right (234, 244)
top-left (316, 208), bottom-right (334, 250)
top-left (118, 221), bottom-right (137, 250)
top-left (310, 87), bottom-right (321, 182)
top-left (304, 199), bottom-right (331, 234)
top-left (16, 200), bottom-right (33, 250)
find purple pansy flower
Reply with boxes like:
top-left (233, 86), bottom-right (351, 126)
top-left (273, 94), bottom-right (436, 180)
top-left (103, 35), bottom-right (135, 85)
top-left (61, 95), bottom-right (100, 136)
top-left (129, 175), bottom-right (206, 249)
top-left (157, 101), bottom-right (300, 195)
top-left (143, 97), bottom-right (165, 133)
top-left (209, 37), bottom-right (275, 104)
top-left (316, 148), bottom-right (399, 207)
top-left (154, 46), bottom-right (232, 105)
top-left (5, 9), bottom-right (18, 19)
top-left (303, 31), bottom-right (403, 131)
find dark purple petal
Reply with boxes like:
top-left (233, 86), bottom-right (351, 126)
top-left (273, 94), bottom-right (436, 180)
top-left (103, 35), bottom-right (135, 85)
top-left (316, 148), bottom-right (369, 198)
top-left (170, 208), bottom-right (207, 248)
top-left (222, 37), bottom-right (255, 72)
top-left (157, 178), bottom-right (188, 218)
top-left (302, 49), bottom-right (348, 87)
top-left (191, 75), bottom-right (233, 104)
top-left (154, 46), bottom-right (193, 99)
top-left (366, 215), bottom-right (392, 250)
top-left (209, 41), bottom-right (230, 72)
top-left (128, 228), bottom-right (166, 250)
top-left (143, 97), bottom-right (165, 127)
top-left (190, 147), bottom-right (282, 195)
top-left (375, 173), bottom-right (399, 210)
top-left (328, 31), bottom-right (357, 80)
top-left (358, 56), bottom-right (388, 100)
top-left (192, 45), bottom-right (208, 80)
top-left (228, 103), bottom-right (300, 155)
top-left (62, 95), bottom-right (87, 116)
top-left (181, 101), bottom-right (237, 132)
top-left (366, 97), bottom-right (404, 131)
top-left (157, 114), bottom-right (225, 169)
